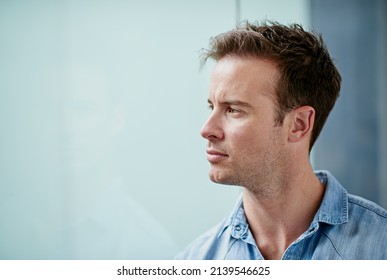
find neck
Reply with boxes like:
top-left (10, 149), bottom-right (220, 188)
top-left (242, 164), bottom-right (325, 260)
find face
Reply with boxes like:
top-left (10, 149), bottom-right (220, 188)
top-left (201, 56), bottom-right (290, 195)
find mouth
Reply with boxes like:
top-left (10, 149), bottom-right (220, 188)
top-left (206, 149), bottom-right (228, 164)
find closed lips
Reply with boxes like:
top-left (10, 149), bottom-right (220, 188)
top-left (206, 149), bottom-right (228, 163)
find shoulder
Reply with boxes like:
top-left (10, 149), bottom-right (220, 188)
top-left (315, 170), bottom-right (387, 259)
top-left (346, 193), bottom-right (387, 239)
top-left (175, 219), bottom-right (228, 260)
top-left (320, 192), bottom-right (387, 259)
top-left (347, 193), bottom-right (387, 219)
top-left (346, 193), bottom-right (387, 233)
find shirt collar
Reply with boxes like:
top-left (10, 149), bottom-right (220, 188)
top-left (217, 193), bottom-right (256, 244)
top-left (314, 170), bottom-right (348, 225)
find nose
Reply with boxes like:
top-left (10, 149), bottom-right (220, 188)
top-left (200, 111), bottom-right (224, 141)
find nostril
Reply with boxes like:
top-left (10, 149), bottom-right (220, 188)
top-left (201, 128), bottom-right (223, 141)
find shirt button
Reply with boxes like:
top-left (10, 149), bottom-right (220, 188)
top-left (235, 225), bottom-right (241, 231)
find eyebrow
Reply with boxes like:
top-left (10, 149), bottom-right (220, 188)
top-left (207, 99), bottom-right (253, 108)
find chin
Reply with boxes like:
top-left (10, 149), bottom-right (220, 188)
top-left (209, 170), bottom-right (224, 183)
top-left (209, 171), bottom-right (239, 186)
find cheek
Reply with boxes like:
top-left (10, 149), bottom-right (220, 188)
top-left (228, 127), bottom-right (265, 154)
top-left (228, 123), bottom-right (284, 157)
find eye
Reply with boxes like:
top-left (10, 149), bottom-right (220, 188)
top-left (227, 107), bottom-right (240, 114)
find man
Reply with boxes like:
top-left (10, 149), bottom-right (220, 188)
top-left (177, 21), bottom-right (387, 260)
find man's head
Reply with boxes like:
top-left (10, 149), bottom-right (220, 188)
top-left (202, 21), bottom-right (341, 150)
top-left (200, 21), bottom-right (341, 193)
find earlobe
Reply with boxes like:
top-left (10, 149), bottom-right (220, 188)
top-left (288, 106), bottom-right (315, 143)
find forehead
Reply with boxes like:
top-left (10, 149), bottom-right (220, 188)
top-left (209, 56), bottom-right (279, 104)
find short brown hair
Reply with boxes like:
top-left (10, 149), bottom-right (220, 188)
top-left (202, 21), bottom-right (341, 150)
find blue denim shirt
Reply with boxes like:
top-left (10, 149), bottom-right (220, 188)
top-left (177, 171), bottom-right (387, 260)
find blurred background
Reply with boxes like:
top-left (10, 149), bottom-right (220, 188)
top-left (0, 0), bottom-right (386, 259)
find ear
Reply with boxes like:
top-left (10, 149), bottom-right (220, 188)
top-left (288, 106), bottom-right (315, 143)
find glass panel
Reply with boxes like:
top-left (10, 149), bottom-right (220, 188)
top-left (0, 0), bottom-right (309, 259)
